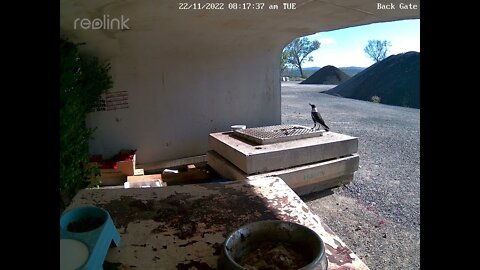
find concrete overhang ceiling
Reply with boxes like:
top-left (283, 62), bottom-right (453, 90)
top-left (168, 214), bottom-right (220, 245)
top-left (61, 0), bottom-right (419, 53)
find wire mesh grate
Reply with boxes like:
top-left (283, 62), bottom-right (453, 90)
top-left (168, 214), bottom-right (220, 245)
top-left (233, 125), bottom-right (324, 145)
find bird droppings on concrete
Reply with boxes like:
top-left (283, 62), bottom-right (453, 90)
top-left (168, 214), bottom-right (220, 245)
top-left (176, 260), bottom-right (213, 270)
top-left (99, 186), bottom-right (281, 241)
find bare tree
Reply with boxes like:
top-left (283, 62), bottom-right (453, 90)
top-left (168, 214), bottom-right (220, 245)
top-left (284, 37), bottom-right (320, 78)
top-left (364, 40), bottom-right (391, 62)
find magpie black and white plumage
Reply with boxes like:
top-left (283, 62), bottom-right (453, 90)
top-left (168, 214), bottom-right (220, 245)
top-left (309, 103), bottom-right (330, 131)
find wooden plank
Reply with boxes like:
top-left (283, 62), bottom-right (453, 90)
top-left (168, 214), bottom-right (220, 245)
top-left (117, 158), bottom-right (135, 175)
top-left (162, 168), bottom-right (213, 185)
top-left (89, 154), bottom-right (137, 176)
top-left (137, 155), bottom-right (206, 173)
top-left (92, 156), bottom-right (140, 186)
top-left (209, 131), bottom-right (358, 174)
top-left (99, 172), bottom-right (126, 186)
top-left (127, 174), bottom-right (163, 184)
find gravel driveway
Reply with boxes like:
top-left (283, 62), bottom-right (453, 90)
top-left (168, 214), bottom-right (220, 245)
top-left (281, 81), bottom-right (420, 270)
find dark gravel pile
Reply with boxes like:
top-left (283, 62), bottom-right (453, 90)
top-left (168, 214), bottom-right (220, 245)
top-left (301, 65), bottom-right (351, 85)
top-left (281, 81), bottom-right (420, 269)
top-left (324, 51), bottom-right (420, 108)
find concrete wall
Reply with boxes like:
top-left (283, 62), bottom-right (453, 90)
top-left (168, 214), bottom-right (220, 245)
top-left (60, 0), bottom-right (419, 164)
top-left (85, 43), bottom-right (281, 163)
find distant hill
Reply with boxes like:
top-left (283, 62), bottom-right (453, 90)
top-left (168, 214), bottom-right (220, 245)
top-left (324, 51), bottom-right (420, 109)
top-left (282, 66), bottom-right (365, 78)
top-left (282, 67), bottom-right (318, 78)
top-left (340, 67), bottom-right (366, 77)
top-left (301, 65), bottom-right (350, 85)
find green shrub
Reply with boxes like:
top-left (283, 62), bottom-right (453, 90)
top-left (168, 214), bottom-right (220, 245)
top-left (60, 37), bottom-right (112, 202)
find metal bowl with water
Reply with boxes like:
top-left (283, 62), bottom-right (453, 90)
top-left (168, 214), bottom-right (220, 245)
top-left (220, 220), bottom-right (327, 270)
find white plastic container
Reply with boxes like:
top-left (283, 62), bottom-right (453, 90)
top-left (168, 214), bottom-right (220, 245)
top-left (231, 125), bottom-right (246, 131)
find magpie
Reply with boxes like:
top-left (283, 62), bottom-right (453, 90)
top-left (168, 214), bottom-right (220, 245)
top-left (309, 103), bottom-right (330, 131)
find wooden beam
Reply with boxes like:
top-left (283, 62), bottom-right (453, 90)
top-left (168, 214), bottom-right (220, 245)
top-left (137, 155), bottom-right (206, 173)
top-left (162, 168), bottom-right (213, 185)
top-left (127, 174), bottom-right (163, 184)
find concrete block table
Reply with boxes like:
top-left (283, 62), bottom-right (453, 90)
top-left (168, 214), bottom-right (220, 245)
top-left (208, 130), bottom-right (359, 195)
top-left (209, 131), bottom-right (358, 175)
top-left (208, 150), bottom-right (359, 196)
top-left (65, 177), bottom-right (369, 269)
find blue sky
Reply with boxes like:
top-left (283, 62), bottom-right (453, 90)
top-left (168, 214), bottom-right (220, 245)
top-left (300, 19), bottom-right (420, 68)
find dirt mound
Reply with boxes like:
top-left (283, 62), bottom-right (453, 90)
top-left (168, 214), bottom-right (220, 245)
top-left (324, 51), bottom-right (419, 108)
top-left (301, 65), bottom-right (351, 85)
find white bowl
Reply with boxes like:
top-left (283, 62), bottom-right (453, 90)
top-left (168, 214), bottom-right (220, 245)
top-left (231, 125), bottom-right (246, 131)
top-left (60, 239), bottom-right (90, 270)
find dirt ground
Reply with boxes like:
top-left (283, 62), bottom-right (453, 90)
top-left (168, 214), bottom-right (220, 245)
top-left (281, 81), bottom-right (420, 270)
